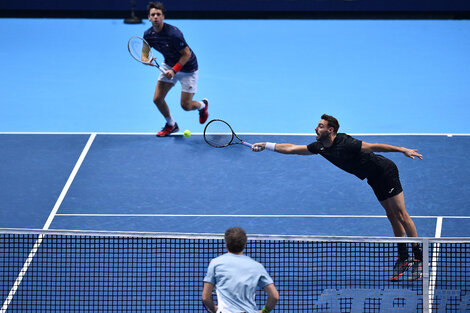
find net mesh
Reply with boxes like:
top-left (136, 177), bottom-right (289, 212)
top-left (428, 242), bottom-right (470, 312)
top-left (204, 120), bottom-right (234, 147)
top-left (1, 230), bottom-right (469, 312)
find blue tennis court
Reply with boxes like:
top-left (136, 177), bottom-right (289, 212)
top-left (1, 18), bottom-right (469, 236)
top-left (1, 133), bottom-right (469, 238)
top-left (1, 17), bottom-right (470, 312)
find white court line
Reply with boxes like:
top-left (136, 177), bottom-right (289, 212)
top-left (55, 213), bottom-right (470, 219)
top-left (42, 133), bottom-right (96, 229)
top-left (56, 213), bottom-right (389, 218)
top-left (429, 217), bottom-right (443, 312)
top-left (434, 217), bottom-right (443, 238)
top-left (1, 131), bottom-right (469, 136)
top-left (1, 133), bottom-right (96, 313)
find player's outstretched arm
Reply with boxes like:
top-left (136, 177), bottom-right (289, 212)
top-left (361, 142), bottom-right (423, 159)
top-left (251, 142), bottom-right (312, 155)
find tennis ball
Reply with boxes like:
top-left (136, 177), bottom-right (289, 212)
top-left (183, 130), bottom-right (191, 137)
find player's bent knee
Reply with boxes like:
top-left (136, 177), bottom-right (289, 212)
top-left (180, 101), bottom-right (193, 111)
top-left (392, 210), bottom-right (408, 224)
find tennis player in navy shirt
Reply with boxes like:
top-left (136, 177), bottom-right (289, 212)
top-left (202, 227), bottom-right (279, 313)
top-left (252, 114), bottom-right (424, 282)
top-left (144, 2), bottom-right (209, 137)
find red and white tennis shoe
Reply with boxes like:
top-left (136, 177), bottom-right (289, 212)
top-left (199, 98), bottom-right (209, 124)
top-left (156, 123), bottom-right (179, 137)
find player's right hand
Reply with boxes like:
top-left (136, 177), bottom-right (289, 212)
top-left (251, 143), bottom-right (266, 152)
top-left (403, 148), bottom-right (423, 159)
top-left (163, 69), bottom-right (175, 79)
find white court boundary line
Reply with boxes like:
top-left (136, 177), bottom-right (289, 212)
top-left (0, 133), bottom-right (96, 313)
top-left (1, 131), bottom-right (469, 136)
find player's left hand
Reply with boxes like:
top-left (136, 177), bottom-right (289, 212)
top-left (145, 57), bottom-right (157, 66)
top-left (403, 148), bottom-right (423, 159)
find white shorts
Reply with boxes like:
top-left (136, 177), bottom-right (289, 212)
top-left (158, 63), bottom-right (198, 94)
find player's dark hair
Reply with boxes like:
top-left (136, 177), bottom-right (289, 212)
top-left (225, 227), bottom-right (247, 253)
top-left (321, 114), bottom-right (340, 133)
top-left (147, 2), bottom-right (165, 14)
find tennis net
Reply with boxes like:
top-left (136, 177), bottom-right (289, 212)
top-left (1, 229), bottom-right (469, 312)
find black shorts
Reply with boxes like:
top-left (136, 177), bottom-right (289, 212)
top-left (366, 157), bottom-right (403, 202)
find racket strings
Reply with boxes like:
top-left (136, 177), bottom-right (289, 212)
top-left (204, 121), bottom-right (234, 147)
top-left (128, 37), bottom-right (152, 63)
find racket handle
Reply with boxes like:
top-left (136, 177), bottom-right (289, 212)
top-left (242, 141), bottom-right (252, 148)
top-left (153, 60), bottom-right (166, 73)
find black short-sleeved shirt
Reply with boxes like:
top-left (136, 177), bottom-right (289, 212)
top-left (307, 133), bottom-right (392, 180)
top-left (143, 23), bottom-right (198, 73)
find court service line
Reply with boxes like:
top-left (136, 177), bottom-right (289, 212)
top-left (1, 133), bottom-right (96, 313)
top-left (55, 213), bottom-right (470, 219)
top-left (56, 213), bottom-right (389, 217)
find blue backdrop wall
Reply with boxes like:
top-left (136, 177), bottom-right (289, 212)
top-left (1, 0), bottom-right (470, 19)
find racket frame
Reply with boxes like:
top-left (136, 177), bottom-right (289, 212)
top-left (203, 119), bottom-right (252, 148)
top-left (128, 36), bottom-right (165, 73)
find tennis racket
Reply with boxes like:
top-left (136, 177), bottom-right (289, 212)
top-left (128, 36), bottom-right (165, 73)
top-left (204, 119), bottom-right (253, 148)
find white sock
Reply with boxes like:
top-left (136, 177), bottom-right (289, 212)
top-left (198, 101), bottom-right (206, 110)
top-left (165, 116), bottom-right (175, 126)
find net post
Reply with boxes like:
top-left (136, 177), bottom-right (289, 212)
top-left (422, 238), bottom-right (430, 312)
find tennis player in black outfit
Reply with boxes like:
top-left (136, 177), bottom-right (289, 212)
top-left (252, 114), bottom-right (423, 282)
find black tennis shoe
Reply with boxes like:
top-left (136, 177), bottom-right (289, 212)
top-left (156, 123), bottom-right (179, 137)
top-left (408, 259), bottom-right (423, 282)
top-left (388, 257), bottom-right (413, 282)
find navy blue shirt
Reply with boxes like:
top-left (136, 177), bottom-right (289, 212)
top-left (307, 133), bottom-right (388, 180)
top-left (143, 23), bottom-right (198, 73)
